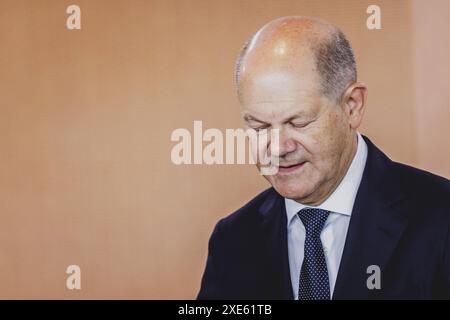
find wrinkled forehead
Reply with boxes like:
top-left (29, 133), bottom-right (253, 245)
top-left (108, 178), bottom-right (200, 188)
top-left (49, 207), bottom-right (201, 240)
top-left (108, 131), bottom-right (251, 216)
top-left (240, 69), bottom-right (321, 106)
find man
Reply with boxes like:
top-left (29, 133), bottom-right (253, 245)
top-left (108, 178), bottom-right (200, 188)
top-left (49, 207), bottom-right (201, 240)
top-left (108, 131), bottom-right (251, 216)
top-left (197, 16), bottom-right (450, 299)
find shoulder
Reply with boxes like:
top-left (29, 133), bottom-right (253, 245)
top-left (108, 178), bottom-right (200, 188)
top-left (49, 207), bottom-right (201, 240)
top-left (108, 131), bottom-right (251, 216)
top-left (213, 187), bottom-right (278, 236)
top-left (391, 160), bottom-right (450, 204)
top-left (364, 135), bottom-right (449, 212)
top-left (385, 161), bottom-right (450, 232)
top-left (217, 187), bottom-right (277, 227)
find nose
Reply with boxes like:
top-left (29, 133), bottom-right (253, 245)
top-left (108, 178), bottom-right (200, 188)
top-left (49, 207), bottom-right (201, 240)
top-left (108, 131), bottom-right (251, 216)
top-left (270, 129), bottom-right (297, 158)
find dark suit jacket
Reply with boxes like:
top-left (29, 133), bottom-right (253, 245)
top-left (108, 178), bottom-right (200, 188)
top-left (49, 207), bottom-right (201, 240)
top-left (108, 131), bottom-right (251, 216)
top-left (197, 136), bottom-right (450, 299)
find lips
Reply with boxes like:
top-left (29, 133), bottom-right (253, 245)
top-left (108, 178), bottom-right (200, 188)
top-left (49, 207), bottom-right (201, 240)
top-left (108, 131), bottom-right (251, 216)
top-left (277, 161), bottom-right (306, 174)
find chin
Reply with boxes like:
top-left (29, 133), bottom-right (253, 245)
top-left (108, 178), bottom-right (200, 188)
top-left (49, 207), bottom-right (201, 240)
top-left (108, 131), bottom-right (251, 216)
top-left (269, 177), bottom-right (314, 201)
top-left (275, 187), bottom-right (311, 201)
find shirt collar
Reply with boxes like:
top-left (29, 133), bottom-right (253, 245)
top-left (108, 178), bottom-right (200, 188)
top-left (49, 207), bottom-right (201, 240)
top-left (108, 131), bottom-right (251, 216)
top-left (285, 132), bottom-right (368, 224)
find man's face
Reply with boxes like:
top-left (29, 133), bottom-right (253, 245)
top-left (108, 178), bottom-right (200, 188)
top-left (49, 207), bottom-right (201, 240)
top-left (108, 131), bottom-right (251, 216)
top-left (240, 67), bottom-right (353, 204)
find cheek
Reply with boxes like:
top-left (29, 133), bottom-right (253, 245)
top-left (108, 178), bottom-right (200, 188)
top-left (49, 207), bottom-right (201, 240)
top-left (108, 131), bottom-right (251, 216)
top-left (299, 122), bottom-right (344, 167)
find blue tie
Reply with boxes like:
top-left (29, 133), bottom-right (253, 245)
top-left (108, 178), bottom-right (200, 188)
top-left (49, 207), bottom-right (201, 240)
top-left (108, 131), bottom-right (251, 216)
top-left (297, 208), bottom-right (331, 300)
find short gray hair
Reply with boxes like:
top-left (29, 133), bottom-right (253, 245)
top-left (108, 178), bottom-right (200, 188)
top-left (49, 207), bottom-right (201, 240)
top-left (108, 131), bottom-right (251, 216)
top-left (313, 29), bottom-right (357, 102)
top-left (235, 29), bottom-right (357, 103)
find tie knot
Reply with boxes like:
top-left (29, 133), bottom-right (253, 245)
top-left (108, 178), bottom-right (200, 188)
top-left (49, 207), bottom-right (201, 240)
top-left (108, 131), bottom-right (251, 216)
top-left (297, 208), bottom-right (330, 236)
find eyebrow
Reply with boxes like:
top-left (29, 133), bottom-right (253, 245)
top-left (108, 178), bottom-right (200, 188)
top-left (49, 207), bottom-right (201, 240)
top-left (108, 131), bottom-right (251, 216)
top-left (285, 112), bottom-right (311, 122)
top-left (243, 114), bottom-right (267, 123)
top-left (243, 111), bottom-right (311, 124)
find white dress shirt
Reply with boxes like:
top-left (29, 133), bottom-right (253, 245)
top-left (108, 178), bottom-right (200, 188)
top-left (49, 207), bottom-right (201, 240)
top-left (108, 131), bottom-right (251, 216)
top-left (285, 132), bottom-right (368, 299)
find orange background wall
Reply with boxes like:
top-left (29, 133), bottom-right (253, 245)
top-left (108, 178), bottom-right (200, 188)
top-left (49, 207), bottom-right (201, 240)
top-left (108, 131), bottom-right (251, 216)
top-left (0, 0), bottom-right (448, 299)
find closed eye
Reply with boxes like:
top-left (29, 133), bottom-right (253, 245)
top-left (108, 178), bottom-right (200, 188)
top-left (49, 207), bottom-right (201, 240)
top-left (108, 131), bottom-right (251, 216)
top-left (289, 120), bottom-right (313, 129)
top-left (251, 125), bottom-right (271, 132)
top-left (245, 120), bottom-right (270, 132)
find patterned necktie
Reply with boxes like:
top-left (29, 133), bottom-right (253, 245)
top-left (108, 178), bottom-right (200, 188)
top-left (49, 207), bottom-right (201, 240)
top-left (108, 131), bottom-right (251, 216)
top-left (297, 208), bottom-right (331, 300)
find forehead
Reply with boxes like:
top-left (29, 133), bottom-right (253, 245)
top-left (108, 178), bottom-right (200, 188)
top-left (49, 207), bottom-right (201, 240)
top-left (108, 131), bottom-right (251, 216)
top-left (239, 69), bottom-right (324, 119)
top-left (241, 69), bottom-right (319, 100)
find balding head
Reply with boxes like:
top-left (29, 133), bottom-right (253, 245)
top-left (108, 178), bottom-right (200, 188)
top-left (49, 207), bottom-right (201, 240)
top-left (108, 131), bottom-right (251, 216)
top-left (236, 16), bottom-right (356, 103)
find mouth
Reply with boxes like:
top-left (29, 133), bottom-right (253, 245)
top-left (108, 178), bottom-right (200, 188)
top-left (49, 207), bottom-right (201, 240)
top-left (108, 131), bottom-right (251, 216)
top-left (276, 161), bottom-right (307, 174)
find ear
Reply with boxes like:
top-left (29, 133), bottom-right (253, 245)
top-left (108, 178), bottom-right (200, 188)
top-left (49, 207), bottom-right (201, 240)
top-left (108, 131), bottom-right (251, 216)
top-left (340, 83), bottom-right (368, 130)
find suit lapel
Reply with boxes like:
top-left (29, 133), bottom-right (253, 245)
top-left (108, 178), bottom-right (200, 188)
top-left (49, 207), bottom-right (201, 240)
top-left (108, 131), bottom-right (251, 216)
top-left (333, 136), bottom-right (409, 299)
top-left (258, 190), bottom-right (294, 299)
